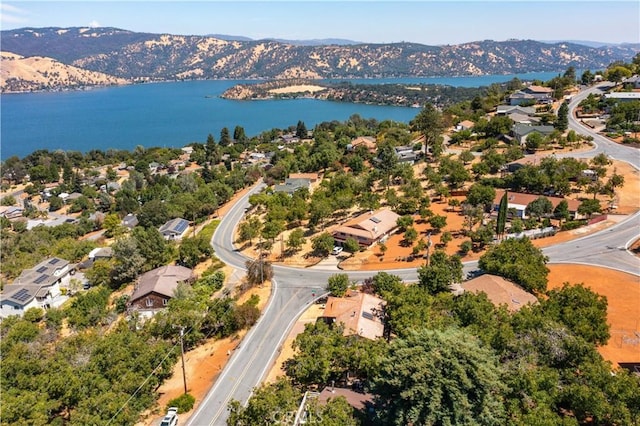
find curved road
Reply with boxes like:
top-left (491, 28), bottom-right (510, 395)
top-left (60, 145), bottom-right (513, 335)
top-left (187, 82), bottom-right (640, 425)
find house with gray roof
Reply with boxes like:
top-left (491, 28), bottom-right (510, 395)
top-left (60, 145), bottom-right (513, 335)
top-left (129, 265), bottom-right (195, 315)
top-left (604, 92), bottom-right (640, 102)
top-left (159, 218), bottom-right (190, 240)
top-left (496, 105), bottom-right (536, 116)
top-left (274, 178), bottom-right (311, 195)
top-left (0, 257), bottom-right (72, 317)
top-left (512, 123), bottom-right (555, 145)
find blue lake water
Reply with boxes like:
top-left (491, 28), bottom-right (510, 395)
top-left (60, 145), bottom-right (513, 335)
top-left (1, 71), bottom-right (564, 160)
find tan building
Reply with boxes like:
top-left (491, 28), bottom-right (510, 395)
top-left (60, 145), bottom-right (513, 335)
top-left (348, 136), bottom-right (377, 154)
top-left (460, 274), bottom-right (538, 312)
top-left (332, 208), bottom-right (400, 248)
top-left (321, 291), bottom-right (385, 340)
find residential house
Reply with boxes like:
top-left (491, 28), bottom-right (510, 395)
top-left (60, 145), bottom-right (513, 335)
top-left (0, 205), bottom-right (24, 220)
top-left (508, 91), bottom-right (536, 106)
top-left (288, 172), bottom-right (320, 183)
top-left (503, 154), bottom-right (548, 172)
top-left (456, 120), bottom-right (475, 131)
top-left (492, 190), bottom-right (582, 220)
top-left (512, 123), bottom-right (556, 145)
top-left (128, 265), bottom-right (195, 315)
top-left (88, 247), bottom-right (113, 261)
top-left (522, 85), bottom-right (554, 103)
top-left (59, 192), bottom-right (83, 204)
top-left (604, 92), bottom-right (640, 102)
top-left (496, 105), bottom-right (536, 116)
top-left (506, 112), bottom-right (540, 125)
top-left (460, 274), bottom-right (538, 312)
top-left (0, 257), bottom-right (73, 317)
top-left (122, 213), bottom-right (139, 229)
top-left (159, 218), bottom-right (190, 240)
top-left (320, 291), bottom-right (386, 340)
top-left (332, 208), bottom-right (400, 248)
top-left (394, 145), bottom-right (418, 164)
top-left (274, 178), bottom-right (311, 195)
top-left (348, 136), bottom-right (377, 154)
top-left (181, 146), bottom-right (194, 156)
top-left (622, 75), bottom-right (640, 89)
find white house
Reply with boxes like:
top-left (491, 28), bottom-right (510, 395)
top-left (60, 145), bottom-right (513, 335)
top-left (159, 218), bottom-right (190, 240)
top-left (0, 257), bottom-right (73, 317)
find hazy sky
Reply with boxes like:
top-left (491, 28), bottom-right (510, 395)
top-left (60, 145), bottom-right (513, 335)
top-left (1, 1), bottom-right (639, 45)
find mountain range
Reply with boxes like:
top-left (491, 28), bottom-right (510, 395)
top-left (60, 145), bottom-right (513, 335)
top-left (1, 27), bottom-right (638, 92)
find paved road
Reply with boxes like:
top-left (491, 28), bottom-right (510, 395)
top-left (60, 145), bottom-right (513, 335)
top-left (188, 83), bottom-right (640, 425)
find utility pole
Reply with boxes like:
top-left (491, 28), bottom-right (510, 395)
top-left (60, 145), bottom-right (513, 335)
top-left (179, 327), bottom-right (188, 394)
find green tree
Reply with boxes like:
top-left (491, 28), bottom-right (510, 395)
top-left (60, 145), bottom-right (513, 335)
top-left (403, 226), bottom-right (418, 246)
top-left (103, 213), bottom-right (124, 238)
top-left (228, 378), bottom-right (301, 426)
top-left (553, 199), bottom-right (570, 224)
top-left (428, 214), bottom-right (447, 233)
top-left (578, 198), bottom-right (602, 218)
top-left (219, 127), bottom-right (232, 147)
top-left (459, 149), bottom-right (475, 165)
top-left (526, 196), bottom-right (553, 222)
top-left (295, 120), bottom-right (308, 139)
top-left (327, 273), bottom-right (350, 297)
top-left (312, 232), bottom-right (335, 257)
top-left (525, 132), bottom-right (544, 151)
top-left (48, 195), bottom-right (63, 211)
top-left (544, 282), bottom-right (610, 345)
top-left (418, 250), bottom-right (463, 294)
top-left (286, 228), bottom-right (306, 253)
top-left (111, 237), bottom-right (146, 286)
top-left (496, 190), bottom-right (508, 237)
top-left (343, 237), bottom-right (360, 253)
top-left (479, 237), bottom-right (549, 294)
top-left (132, 226), bottom-right (169, 269)
top-left (371, 272), bottom-right (403, 295)
top-left (411, 104), bottom-right (445, 159)
top-left (238, 216), bottom-right (261, 245)
top-left (466, 183), bottom-right (496, 212)
top-left (233, 125), bottom-right (247, 144)
top-left (555, 102), bottom-right (569, 131)
top-left (371, 328), bottom-right (506, 426)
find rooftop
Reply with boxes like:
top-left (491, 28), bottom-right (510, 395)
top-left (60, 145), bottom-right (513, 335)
top-left (461, 274), bottom-right (538, 311)
top-left (322, 291), bottom-right (385, 340)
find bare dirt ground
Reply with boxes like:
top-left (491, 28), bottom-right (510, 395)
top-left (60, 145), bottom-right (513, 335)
top-left (547, 265), bottom-right (640, 365)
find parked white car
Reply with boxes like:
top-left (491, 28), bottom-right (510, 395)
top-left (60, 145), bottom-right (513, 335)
top-left (331, 246), bottom-right (343, 255)
top-left (160, 407), bottom-right (178, 426)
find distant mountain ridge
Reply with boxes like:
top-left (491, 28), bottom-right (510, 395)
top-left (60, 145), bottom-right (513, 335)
top-left (1, 27), bottom-right (638, 92)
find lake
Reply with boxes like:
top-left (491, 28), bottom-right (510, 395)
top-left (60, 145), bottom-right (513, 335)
top-left (1, 71), bottom-right (564, 160)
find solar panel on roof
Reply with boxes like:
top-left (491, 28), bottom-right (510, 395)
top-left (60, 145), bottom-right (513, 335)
top-left (34, 275), bottom-right (48, 284)
top-left (37, 266), bottom-right (47, 273)
top-left (13, 289), bottom-right (31, 302)
top-left (49, 258), bottom-right (60, 265)
top-left (362, 311), bottom-right (375, 320)
top-left (370, 217), bottom-right (381, 224)
top-left (174, 220), bottom-right (188, 233)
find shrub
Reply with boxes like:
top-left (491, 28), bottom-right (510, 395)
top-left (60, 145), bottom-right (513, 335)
top-left (167, 393), bottom-right (195, 413)
top-left (560, 220), bottom-right (587, 231)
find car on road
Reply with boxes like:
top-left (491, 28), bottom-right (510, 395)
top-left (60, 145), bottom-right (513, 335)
top-left (331, 246), bottom-right (343, 255)
top-left (160, 407), bottom-right (178, 426)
